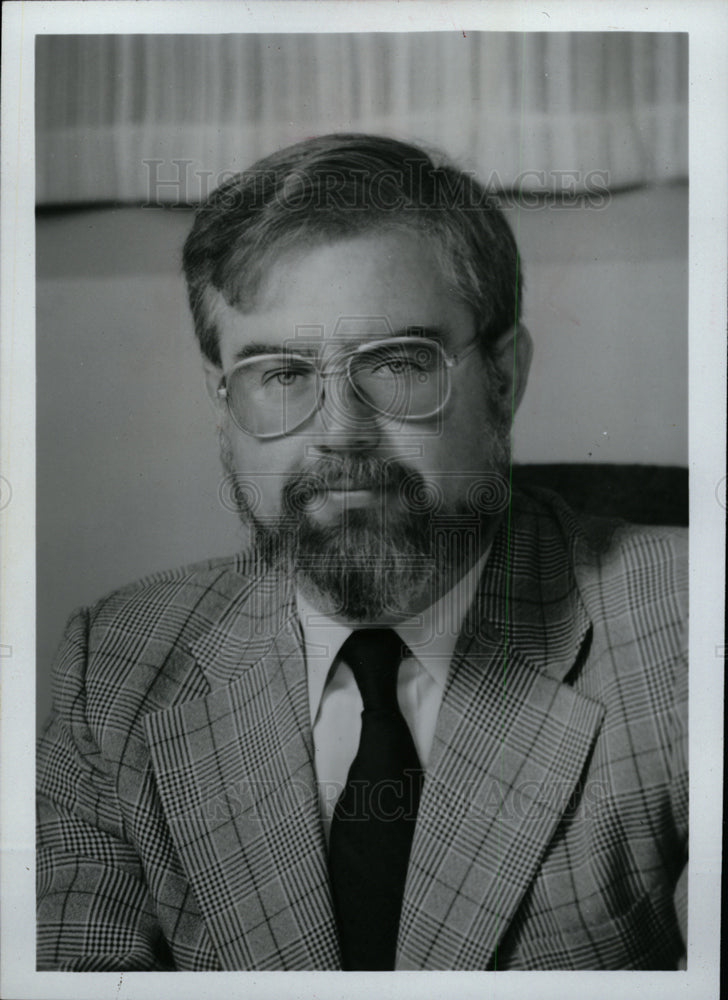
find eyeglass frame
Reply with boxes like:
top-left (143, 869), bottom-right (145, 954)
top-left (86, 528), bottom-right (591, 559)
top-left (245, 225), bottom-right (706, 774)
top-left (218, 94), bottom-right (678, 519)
top-left (216, 334), bottom-right (483, 439)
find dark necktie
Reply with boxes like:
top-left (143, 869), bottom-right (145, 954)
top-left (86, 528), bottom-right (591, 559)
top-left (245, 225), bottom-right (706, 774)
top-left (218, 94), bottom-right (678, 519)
top-left (327, 628), bottom-right (424, 970)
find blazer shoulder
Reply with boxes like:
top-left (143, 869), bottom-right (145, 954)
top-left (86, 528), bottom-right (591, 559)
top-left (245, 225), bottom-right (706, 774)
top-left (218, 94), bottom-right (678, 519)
top-left (513, 485), bottom-right (687, 571)
top-left (571, 513), bottom-right (688, 659)
top-left (85, 551), bottom-right (262, 634)
top-left (514, 486), bottom-right (688, 622)
top-left (44, 552), bottom-right (274, 750)
top-left (579, 519), bottom-right (687, 600)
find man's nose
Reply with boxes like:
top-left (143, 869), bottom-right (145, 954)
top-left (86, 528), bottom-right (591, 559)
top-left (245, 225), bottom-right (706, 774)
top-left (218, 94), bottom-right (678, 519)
top-left (310, 370), bottom-right (383, 450)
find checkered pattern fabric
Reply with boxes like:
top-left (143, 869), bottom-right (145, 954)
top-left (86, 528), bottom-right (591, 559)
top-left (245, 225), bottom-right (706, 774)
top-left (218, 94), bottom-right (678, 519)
top-left (37, 488), bottom-right (688, 970)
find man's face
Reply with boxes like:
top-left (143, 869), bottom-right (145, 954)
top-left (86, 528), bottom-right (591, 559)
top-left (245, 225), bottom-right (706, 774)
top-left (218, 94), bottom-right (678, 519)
top-left (206, 229), bottom-right (527, 620)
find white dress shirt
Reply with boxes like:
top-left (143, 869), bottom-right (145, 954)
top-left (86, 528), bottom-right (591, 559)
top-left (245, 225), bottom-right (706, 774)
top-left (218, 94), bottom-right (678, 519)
top-left (297, 550), bottom-right (490, 843)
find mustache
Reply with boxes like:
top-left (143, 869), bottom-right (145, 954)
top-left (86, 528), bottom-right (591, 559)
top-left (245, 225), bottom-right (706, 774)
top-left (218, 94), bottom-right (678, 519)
top-left (283, 455), bottom-right (422, 512)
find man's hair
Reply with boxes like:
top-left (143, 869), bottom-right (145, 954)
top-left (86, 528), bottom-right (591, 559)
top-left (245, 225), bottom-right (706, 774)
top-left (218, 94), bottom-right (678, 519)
top-left (182, 133), bottom-right (523, 367)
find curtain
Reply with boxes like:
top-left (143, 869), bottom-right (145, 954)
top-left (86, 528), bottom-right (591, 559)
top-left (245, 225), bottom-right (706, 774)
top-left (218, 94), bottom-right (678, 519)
top-left (36, 32), bottom-right (687, 205)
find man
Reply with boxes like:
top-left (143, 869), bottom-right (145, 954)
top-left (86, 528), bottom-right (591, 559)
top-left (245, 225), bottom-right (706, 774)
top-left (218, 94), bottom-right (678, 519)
top-left (36, 134), bottom-right (688, 971)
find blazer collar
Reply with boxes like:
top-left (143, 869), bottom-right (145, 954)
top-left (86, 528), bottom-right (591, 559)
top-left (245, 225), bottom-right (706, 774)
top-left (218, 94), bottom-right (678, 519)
top-left (188, 558), bottom-right (300, 690)
top-left (465, 489), bottom-right (594, 681)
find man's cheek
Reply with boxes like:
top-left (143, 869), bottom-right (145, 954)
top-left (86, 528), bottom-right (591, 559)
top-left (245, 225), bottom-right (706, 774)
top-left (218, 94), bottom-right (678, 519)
top-left (247, 470), bottom-right (289, 520)
top-left (223, 439), bottom-right (289, 521)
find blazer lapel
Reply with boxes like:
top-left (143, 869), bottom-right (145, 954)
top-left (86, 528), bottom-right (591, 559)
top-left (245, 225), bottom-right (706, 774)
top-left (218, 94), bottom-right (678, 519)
top-left (397, 494), bottom-right (605, 970)
top-left (143, 564), bottom-right (340, 970)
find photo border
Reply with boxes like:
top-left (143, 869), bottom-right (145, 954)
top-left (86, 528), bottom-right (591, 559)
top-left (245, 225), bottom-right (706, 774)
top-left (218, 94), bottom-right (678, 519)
top-left (2, 2), bottom-right (725, 998)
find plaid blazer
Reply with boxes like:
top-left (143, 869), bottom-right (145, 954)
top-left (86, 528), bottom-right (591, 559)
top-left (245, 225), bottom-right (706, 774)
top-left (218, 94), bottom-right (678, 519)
top-left (37, 488), bottom-right (688, 971)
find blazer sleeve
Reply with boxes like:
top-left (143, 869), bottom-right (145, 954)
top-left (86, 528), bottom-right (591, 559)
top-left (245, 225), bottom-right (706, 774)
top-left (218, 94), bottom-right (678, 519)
top-left (36, 608), bottom-right (174, 971)
top-left (670, 629), bottom-right (689, 954)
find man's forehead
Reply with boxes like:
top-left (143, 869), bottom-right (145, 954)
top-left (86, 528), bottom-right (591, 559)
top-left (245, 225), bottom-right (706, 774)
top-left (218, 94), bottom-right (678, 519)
top-left (205, 230), bottom-right (478, 370)
top-left (209, 287), bottom-right (460, 351)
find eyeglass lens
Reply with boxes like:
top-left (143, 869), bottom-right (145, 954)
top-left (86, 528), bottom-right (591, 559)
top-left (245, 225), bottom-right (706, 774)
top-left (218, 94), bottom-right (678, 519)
top-left (225, 339), bottom-right (449, 436)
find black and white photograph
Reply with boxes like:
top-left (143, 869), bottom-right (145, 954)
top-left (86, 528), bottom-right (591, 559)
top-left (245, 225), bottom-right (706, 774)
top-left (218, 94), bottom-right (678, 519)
top-left (1, 2), bottom-right (725, 998)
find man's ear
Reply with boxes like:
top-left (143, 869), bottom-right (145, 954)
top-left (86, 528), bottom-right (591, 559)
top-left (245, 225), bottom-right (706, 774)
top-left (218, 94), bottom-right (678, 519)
top-left (491, 322), bottom-right (533, 417)
top-left (202, 359), bottom-right (225, 410)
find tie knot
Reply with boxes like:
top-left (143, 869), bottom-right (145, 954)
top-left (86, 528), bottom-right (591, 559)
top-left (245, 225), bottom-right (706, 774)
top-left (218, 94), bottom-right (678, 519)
top-left (339, 628), bottom-right (407, 712)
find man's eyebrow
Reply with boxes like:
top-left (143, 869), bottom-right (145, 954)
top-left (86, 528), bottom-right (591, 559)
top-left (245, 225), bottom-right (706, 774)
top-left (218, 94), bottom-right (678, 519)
top-left (232, 342), bottom-right (320, 362)
top-left (390, 326), bottom-right (448, 342)
top-left (231, 329), bottom-right (448, 363)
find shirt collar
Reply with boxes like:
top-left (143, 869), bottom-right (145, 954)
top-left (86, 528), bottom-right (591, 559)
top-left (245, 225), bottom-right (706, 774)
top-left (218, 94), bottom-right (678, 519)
top-left (297, 546), bottom-right (491, 725)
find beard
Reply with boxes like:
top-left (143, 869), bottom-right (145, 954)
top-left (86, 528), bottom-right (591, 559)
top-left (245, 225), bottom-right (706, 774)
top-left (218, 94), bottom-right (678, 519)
top-left (219, 425), bottom-right (511, 621)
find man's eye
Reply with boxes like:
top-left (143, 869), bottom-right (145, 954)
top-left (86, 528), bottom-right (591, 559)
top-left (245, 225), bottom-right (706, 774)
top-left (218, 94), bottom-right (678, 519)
top-left (370, 354), bottom-right (420, 375)
top-left (261, 365), bottom-right (311, 387)
top-left (383, 359), bottom-right (410, 374)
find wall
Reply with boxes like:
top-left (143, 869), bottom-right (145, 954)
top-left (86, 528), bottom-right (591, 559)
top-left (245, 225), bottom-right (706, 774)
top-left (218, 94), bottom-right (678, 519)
top-left (36, 183), bottom-right (687, 723)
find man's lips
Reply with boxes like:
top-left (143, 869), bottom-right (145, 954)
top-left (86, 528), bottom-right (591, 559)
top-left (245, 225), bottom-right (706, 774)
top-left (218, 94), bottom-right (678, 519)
top-left (306, 481), bottom-right (389, 510)
top-left (323, 482), bottom-right (381, 492)
top-left (325, 487), bottom-right (377, 500)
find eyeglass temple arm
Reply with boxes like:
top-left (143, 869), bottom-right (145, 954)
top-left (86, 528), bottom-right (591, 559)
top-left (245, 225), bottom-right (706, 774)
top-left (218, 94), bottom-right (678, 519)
top-left (446, 336), bottom-right (482, 368)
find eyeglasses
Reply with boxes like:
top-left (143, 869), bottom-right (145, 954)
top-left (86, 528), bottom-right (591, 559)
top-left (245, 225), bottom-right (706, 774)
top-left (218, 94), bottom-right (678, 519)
top-left (217, 335), bottom-right (481, 438)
